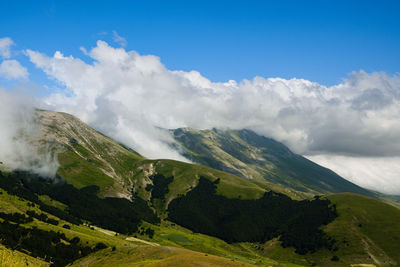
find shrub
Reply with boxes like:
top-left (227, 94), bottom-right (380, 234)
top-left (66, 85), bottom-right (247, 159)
top-left (331, 255), bottom-right (339, 261)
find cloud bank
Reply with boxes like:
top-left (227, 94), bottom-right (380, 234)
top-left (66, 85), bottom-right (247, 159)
top-left (26, 41), bottom-right (400, 156)
top-left (306, 155), bottom-right (400, 195)
top-left (0, 88), bottom-right (59, 177)
top-left (18, 40), bottom-right (400, 194)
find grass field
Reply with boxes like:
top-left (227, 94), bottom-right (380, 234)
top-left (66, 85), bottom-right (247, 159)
top-left (324, 193), bottom-right (400, 266)
top-left (71, 245), bottom-right (254, 267)
top-left (260, 193), bottom-right (400, 267)
top-left (1, 173), bottom-right (400, 266)
top-left (0, 244), bottom-right (49, 267)
top-left (0, 185), bottom-right (306, 267)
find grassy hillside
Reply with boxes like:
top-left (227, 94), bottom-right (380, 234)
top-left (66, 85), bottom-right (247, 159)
top-left (0, 173), bottom-right (300, 267)
top-left (0, 244), bottom-right (49, 267)
top-left (260, 193), bottom-right (400, 266)
top-left (71, 245), bottom-right (255, 267)
top-left (0, 186), bottom-right (146, 266)
top-left (5, 171), bottom-right (400, 267)
top-left (173, 128), bottom-right (375, 197)
top-left (39, 110), bottom-right (143, 199)
top-left (0, 110), bottom-right (391, 267)
top-left (131, 159), bottom-right (266, 206)
top-left (325, 193), bottom-right (400, 266)
top-left (38, 111), bottom-right (298, 203)
top-left (38, 111), bottom-right (398, 209)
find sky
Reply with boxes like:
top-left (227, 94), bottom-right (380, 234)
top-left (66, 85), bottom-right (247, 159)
top-left (1, 0), bottom-right (400, 87)
top-left (1, 0), bottom-right (400, 194)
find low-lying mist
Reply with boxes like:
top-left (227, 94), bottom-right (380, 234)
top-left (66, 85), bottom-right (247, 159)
top-left (0, 88), bottom-right (59, 178)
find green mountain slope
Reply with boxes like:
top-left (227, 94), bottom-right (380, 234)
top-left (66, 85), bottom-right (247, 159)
top-left (0, 170), bottom-right (304, 267)
top-left (38, 110), bottom-right (304, 203)
top-left (172, 128), bottom-right (376, 197)
top-left (1, 110), bottom-right (399, 266)
top-left (0, 243), bottom-right (49, 267)
top-left (39, 110), bottom-right (143, 199)
top-left (262, 193), bottom-right (400, 266)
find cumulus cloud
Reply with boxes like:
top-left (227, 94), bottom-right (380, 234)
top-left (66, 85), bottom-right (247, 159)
top-left (0, 60), bottom-right (29, 79)
top-left (0, 38), bottom-right (28, 80)
top-left (0, 37), bottom-right (14, 58)
top-left (0, 88), bottom-right (59, 177)
top-left (25, 41), bottom-right (400, 193)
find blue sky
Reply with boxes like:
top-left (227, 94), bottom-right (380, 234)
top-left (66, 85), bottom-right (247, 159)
top-left (1, 0), bottom-right (400, 87)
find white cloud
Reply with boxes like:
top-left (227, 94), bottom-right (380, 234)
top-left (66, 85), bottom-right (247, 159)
top-left (0, 88), bottom-right (59, 177)
top-left (0, 37), bottom-right (14, 58)
top-left (112, 31), bottom-right (127, 47)
top-left (25, 41), bottom-right (400, 193)
top-left (0, 60), bottom-right (29, 79)
top-left (306, 155), bottom-right (400, 195)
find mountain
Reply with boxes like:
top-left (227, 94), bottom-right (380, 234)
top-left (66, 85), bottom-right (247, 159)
top-left (0, 110), bottom-right (399, 266)
top-left (39, 110), bottom-right (143, 199)
top-left (38, 110), bottom-right (302, 203)
top-left (172, 128), bottom-right (376, 197)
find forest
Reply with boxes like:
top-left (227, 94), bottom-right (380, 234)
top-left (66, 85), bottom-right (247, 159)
top-left (168, 177), bottom-right (338, 254)
top-left (0, 171), bottom-right (159, 234)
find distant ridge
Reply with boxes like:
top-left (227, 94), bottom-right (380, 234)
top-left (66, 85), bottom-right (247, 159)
top-left (173, 128), bottom-right (375, 197)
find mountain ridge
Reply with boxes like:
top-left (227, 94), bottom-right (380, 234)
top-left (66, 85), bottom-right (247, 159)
top-left (172, 127), bottom-right (378, 198)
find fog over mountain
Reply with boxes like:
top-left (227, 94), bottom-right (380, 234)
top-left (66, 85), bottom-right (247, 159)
top-left (0, 88), bottom-right (59, 177)
top-left (1, 38), bottom-right (400, 194)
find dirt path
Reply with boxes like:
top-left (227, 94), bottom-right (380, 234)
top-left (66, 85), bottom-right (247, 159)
top-left (125, 237), bottom-right (160, 246)
top-left (91, 225), bottom-right (160, 247)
